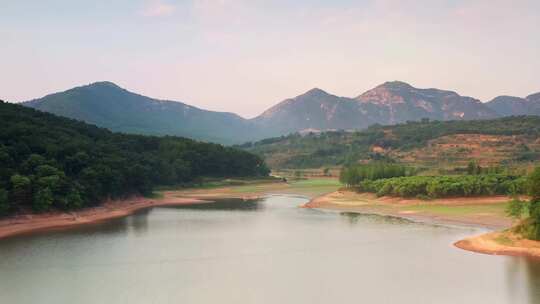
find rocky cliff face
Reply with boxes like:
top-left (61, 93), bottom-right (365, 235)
top-left (355, 81), bottom-right (498, 124)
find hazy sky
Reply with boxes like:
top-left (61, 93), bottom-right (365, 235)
top-left (1, 0), bottom-right (539, 118)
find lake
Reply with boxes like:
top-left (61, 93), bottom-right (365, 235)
top-left (0, 195), bottom-right (539, 304)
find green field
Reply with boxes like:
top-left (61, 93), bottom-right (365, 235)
top-left (230, 178), bottom-right (342, 197)
top-left (402, 202), bottom-right (508, 216)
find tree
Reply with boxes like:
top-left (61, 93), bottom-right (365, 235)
top-left (467, 161), bottom-right (482, 175)
top-left (323, 168), bottom-right (330, 176)
top-left (21, 154), bottom-right (47, 174)
top-left (33, 187), bottom-right (54, 212)
top-left (529, 167), bottom-right (540, 202)
top-left (526, 167), bottom-right (540, 239)
top-left (506, 197), bottom-right (528, 219)
top-left (0, 189), bottom-right (9, 215)
top-left (65, 188), bottom-right (84, 209)
top-left (10, 174), bottom-right (32, 207)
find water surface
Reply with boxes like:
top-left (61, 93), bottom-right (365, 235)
top-left (0, 195), bottom-right (539, 304)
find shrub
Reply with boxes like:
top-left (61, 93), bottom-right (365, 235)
top-left (506, 197), bottom-right (529, 219)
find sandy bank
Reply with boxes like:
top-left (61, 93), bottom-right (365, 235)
top-left (0, 178), bottom-right (337, 241)
top-left (0, 194), bottom-right (209, 240)
top-left (455, 232), bottom-right (540, 259)
top-left (304, 190), bottom-right (513, 229)
top-left (305, 190), bottom-right (540, 258)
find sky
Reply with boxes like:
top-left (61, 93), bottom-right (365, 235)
top-left (1, 0), bottom-right (540, 118)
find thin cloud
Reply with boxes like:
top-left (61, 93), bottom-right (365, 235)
top-left (140, 0), bottom-right (176, 17)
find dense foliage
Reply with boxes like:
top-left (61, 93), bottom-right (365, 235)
top-left (352, 175), bottom-right (526, 199)
top-left (339, 163), bottom-right (413, 185)
top-left (514, 167), bottom-right (540, 240)
top-left (0, 101), bottom-right (269, 215)
top-left (241, 116), bottom-right (540, 168)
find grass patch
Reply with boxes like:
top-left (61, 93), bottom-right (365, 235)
top-left (285, 178), bottom-right (342, 196)
top-left (289, 179), bottom-right (342, 187)
top-left (231, 184), bottom-right (280, 194)
top-left (402, 203), bottom-right (509, 216)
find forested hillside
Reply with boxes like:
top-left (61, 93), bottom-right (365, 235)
top-left (0, 101), bottom-right (269, 215)
top-left (240, 116), bottom-right (540, 168)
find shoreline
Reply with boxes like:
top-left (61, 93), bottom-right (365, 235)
top-left (0, 194), bottom-right (212, 240)
top-left (304, 190), bottom-right (540, 258)
top-left (0, 178), bottom-right (336, 241)
top-left (455, 232), bottom-right (540, 259)
top-left (304, 191), bottom-right (514, 229)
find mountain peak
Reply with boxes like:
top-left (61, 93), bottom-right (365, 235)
top-left (527, 92), bottom-right (540, 102)
top-left (378, 81), bottom-right (413, 90)
top-left (302, 87), bottom-right (329, 97)
top-left (87, 81), bottom-right (122, 89)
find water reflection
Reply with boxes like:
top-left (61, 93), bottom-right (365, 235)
top-left (129, 208), bottom-right (151, 236)
top-left (524, 258), bottom-right (540, 302)
top-left (165, 198), bottom-right (264, 211)
top-left (340, 211), bottom-right (415, 226)
top-left (503, 257), bottom-right (540, 303)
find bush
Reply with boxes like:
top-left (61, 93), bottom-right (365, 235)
top-left (506, 197), bottom-right (529, 219)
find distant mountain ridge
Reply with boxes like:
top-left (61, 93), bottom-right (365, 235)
top-left (250, 81), bottom-right (500, 138)
top-left (485, 92), bottom-right (540, 117)
top-left (20, 81), bottom-right (540, 144)
top-left (23, 82), bottom-right (255, 144)
top-left (250, 88), bottom-right (374, 138)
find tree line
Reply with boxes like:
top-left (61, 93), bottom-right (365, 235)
top-left (339, 163), bottom-right (414, 185)
top-left (0, 101), bottom-right (269, 215)
top-left (351, 175), bottom-right (526, 199)
top-left (339, 161), bottom-right (528, 198)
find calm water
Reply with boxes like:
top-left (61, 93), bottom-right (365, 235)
top-left (0, 195), bottom-right (539, 304)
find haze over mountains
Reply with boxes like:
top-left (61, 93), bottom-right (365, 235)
top-left (20, 81), bottom-right (540, 144)
top-left (485, 93), bottom-right (540, 117)
top-left (23, 82), bottom-right (252, 144)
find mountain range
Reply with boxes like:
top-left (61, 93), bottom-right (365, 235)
top-left (18, 81), bottom-right (540, 144)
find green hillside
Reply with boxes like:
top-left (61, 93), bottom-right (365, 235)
top-left (240, 116), bottom-right (540, 169)
top-left (0, 101), bottom-right (269, 215)
top-left (23, 82), bottom-right (255, 144)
